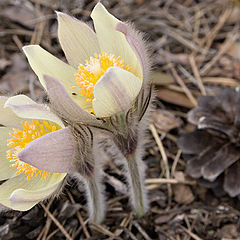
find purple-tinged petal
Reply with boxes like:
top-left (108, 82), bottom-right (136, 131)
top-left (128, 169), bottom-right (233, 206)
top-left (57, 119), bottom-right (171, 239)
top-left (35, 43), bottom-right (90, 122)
top-left (93, 67), bottom-right (141, 117)
top-left (57, 12), bottom-right (100, 68)
top-left (18, 127), bottom-right (74, 173)
top-left (43, 75), bottom-right (98, 124)
top-left (23, 45), bottom-right (94, 111)
top-left (116, 22), bottom-right (150, 85)
top-left (0, 173), bottom-right (65, 211)
top-left (5, 95), bottom-right (64, 128)
top-left (9, 179), bottom-right (63, 210)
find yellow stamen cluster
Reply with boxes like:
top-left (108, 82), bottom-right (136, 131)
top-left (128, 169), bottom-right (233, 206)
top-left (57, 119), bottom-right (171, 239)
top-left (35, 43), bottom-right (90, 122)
top-left (74, 51), bottom-right (131, 103)
top-left (7, 120), bottom-right (59, 180)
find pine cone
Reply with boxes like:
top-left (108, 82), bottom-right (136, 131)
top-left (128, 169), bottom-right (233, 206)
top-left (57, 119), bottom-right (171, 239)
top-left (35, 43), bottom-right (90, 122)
top-left (178, 88), bottom-right (240, 197)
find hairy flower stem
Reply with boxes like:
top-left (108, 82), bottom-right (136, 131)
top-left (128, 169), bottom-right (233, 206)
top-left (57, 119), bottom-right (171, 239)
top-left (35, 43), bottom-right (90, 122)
top-left (111, 113), bottom-right (148, 217)
top-left (125, 152), bottom-right (148, 218)
top-left (84, 173), bottom-right (105, 223)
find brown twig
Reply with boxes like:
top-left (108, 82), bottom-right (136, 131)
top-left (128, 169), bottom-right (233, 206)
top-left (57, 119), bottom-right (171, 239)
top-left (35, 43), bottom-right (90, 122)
top-left (66, 190), bottom-right (90, 239)
top-left (200, 32), bottom-right (240, 75)
top-left (149, 124), bottom-right (172, 205)
top-left (189, 55), bottom-right (206, 95)
top-left (146, 178), bottom-right (196, 185)
top-left (170, 65), bottom-right (198, 106)
top-left (41, 203), bottom-right (73, 240)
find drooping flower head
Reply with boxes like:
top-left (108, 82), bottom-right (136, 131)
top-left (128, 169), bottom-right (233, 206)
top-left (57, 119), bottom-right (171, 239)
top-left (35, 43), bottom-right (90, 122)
top-left (0, 95), bottom-right (74, 211)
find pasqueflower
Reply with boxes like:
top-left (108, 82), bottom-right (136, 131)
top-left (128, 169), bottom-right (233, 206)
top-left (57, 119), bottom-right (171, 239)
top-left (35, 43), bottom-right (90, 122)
top-left (23, 2), bottom-right (145, 118)
top-left (21, 2), bottom-right (151, 221)
top-left (0, 95), bottom-right (74, 211)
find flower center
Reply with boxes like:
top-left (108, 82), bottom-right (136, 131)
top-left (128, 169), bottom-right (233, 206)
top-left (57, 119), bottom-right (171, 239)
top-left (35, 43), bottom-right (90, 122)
top-left (73, 51), bottom-right (131, 103)
top-left (7, 120), bottom-right (59, 180)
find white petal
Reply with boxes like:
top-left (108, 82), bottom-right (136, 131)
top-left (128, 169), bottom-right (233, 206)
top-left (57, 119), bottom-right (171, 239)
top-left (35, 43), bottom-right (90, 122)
top-left (0, 173), bottom-right (65, 211)
top-left (93, 67), bottom-right (142, 117)
top-left (91, 3), bottom-right (142, 79)
top-left (18, 128), bottom-right (74, 173)
top-left (0, 127), bottom-right (18, 180)
top-left (5, 95), bottom-right (64, 128)
top-left (0, 97), bottom-right (23, 128)
top-left (23, 45), bottom-right (91, 109)
top-left (57, 12), bottom-right (100, 68)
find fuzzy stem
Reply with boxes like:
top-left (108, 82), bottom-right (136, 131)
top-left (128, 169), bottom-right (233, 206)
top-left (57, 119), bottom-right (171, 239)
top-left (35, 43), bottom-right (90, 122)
top-left (125, 152), bottom-right (148, 218)
top-left (84, 173), bottom-right (105, 224)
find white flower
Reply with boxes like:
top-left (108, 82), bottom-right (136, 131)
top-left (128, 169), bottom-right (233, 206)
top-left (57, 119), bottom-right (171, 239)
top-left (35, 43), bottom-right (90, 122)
top-left (23, 3), bottom-right (146, 118)
top-left (0, 95), bottom-right (74, 211)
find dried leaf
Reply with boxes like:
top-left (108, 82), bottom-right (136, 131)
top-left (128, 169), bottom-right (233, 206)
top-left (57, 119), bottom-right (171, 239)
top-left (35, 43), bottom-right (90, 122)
top-left (202, 144), bottom-right (240, 182)
top-left (224, 161), bottom-right (240, 197)
top-left (225, 41), bottom-right (240, 60)
top-left (186, 144), bottom-right (221, 178)
top-left (216, 224), bottom-right (238, 238)
top-left (152, 110), bottom-right (182, 132)
top-left (226, 6), bottom-right (240, 24)
top-left (178, 130), bottom-right (215, 155)
top-left (156, 88), bottom-right (194, 108)
top-left (173, 171), bottom-right (185, 182)
top-left (179, 89), bottom-right (240, 198)
top-left (202, 77), bottom-right (239, 87)
top-left (151, 71), bottom-right (173, 85)
top-left (155, 212), bottom-right (175, 224)
top-left (173, 184), bottom-right (194, 204)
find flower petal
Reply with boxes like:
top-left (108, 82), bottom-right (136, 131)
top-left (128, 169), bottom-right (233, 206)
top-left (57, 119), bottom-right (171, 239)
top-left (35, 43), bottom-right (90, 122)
top-left (18, 127), bottom-right (74, 173)
top-left (57, 12), bottom-right (100, 68)
top-left (5, 95), bottom-right (64, 128)
top-left (23, 45), bottom-right (77, 94)
top-left (91, 3), bottom-right (141, 78)
top-left (0, 173), bottom-right (65, 211)
top-left (0, 97), bottom-right (23, 127)
top-left (0, 127), bottom-right (18, 180)
top-left (23, 45), bottom-right (91, 109)
top-left (92, 67), bottom-right (141, 117)
top-left (116, 22), bottom-right (149, 84)
top-left (43, 75), bottom-right (98, 124)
